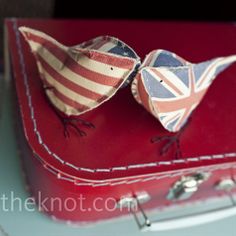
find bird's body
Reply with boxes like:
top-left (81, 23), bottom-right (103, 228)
top-left (19, 27), bottom-right (141, 117)
top-left (132, 50), bottom-right (236, 132)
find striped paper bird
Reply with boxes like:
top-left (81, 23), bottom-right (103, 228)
top-left (19, 27), bottom-right (141, 136)
top-left (19, 27), bottom-right (140, 116)
top-left (132, 50), bottom-right (236, 132)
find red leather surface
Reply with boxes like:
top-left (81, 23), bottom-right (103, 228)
top-left (6, 19), bottom-right (236, 182)
top-left (20, 129), bottom-right (236, 222)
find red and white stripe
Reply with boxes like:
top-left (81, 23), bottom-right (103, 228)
top-left (19, 27), bottom-right (138, 116)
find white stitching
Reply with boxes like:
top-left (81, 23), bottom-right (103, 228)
top-left (199, 155), bottom-right (212, 160)
top-left (186, 158), bottom-right (199, 161)
top-left (43, 164), bottom-right (57, 175)
top-left (158, 161), bottom-right (172, 165)
top-left (112, 166), bottom-right (128, 171)
top-left (13, 19), bottom-right (236, 175)
top-left (59, 175), bottom-right (74, 182)
top-left (50, 162), bottom-right (236, 186)
top-left (95, 168), bottom-right (111, 172)
top-left (172, 159), bottom-right (186, 163)
top-left (225, 153), bottom-right (236, 157)
top-left (212, 154), bottom-right (225, 159)
top-left (75, 163), bottom-right (236, 186)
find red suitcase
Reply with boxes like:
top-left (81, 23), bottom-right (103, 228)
top-left (5, 18), bottom-right (236, 231)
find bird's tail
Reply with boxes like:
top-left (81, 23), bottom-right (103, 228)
top-left (190, 55), bottom-right (236, 90)
top-left (18, 26), bottom-right (68, 71)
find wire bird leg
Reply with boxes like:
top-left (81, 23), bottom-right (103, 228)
top-left (151, 119), bottom-right (191, 159)
top-left (44, 86), bottom-right (95, 138)
top-left (61, 117), bottom-right (95, 138)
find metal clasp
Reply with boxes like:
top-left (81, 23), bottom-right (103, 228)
top-left (116, 176), bottom-right (236, 232)
top-left (116, 192), bottom-right (151, 230)
top-left (167, 172), bottom-right (211, 201)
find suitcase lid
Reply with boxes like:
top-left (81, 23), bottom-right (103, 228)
top-left (6, 19), bottom-right (236, 182)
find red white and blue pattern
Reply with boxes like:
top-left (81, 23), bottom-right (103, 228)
top-left (132, 50), bottom-right (236, 132)
top-left (19, 27), bottom-right (140, 116)
top-left (19, 27), bottom-right (236, 133)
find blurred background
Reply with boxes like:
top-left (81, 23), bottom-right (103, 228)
top-left (1, 0), bottom-right (236, 58)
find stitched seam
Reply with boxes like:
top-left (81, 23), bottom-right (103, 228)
top-left (13, 19), bottom-right (236, 174)
top-left (57, 163), bottom-right (236, 186)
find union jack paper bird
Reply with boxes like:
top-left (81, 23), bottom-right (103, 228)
top-left (132, 50), bottom-right (236, 132)
top-left (19, 27), bottom-right (236, 135)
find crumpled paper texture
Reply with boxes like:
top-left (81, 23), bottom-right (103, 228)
top-left (19, 27), bottom-right (236, 132)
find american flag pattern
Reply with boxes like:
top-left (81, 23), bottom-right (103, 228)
top-left (132, 50), bottom-right (236, 132)
top-left (19, 27), bottom-right (236, 133)
top-left (19, 27), bottom-right (140, 116)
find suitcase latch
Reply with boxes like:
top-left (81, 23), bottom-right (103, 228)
top-left (167, 172), bottom-right (210, 201)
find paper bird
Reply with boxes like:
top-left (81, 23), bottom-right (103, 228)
top-left (19, 27), bottom-right (140, 136)
top-left (19, 27), bottom-right (236, 135)
top-left (19, 27), bottom-right (140, 116)
top-left (132, 50), bottom-right (236, 132)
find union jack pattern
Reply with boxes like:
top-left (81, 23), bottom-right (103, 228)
top-left (132, 50), bottom-right (236, 132)
top-left (19, 27), bottom-right (236, 133)
top-left (19, 27), bottom-right (140, 116)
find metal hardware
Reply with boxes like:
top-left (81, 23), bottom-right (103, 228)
top-left (116, 192), bottom-right (151, 230)
top-left (167, 172), bottom-right (210, 201)
top-left (215, 178), bottom-right (236, 205)
top-left (215, 179), bottom-right (236, 191)
top-left (117, 192), bottom-right (150, 209)
top-left (117, 184), bottom-right (236, 232)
